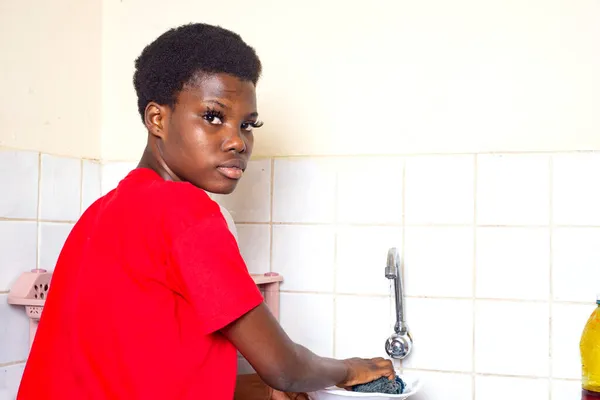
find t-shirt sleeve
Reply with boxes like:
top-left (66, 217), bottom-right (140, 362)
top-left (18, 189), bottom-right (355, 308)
top-left (168, 213), bottom-right (264, 334)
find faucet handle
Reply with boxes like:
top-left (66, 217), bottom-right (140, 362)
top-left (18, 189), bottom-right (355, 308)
top-left (385, 332), bottom-right (413, 360)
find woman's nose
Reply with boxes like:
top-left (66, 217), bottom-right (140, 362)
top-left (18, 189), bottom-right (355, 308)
top-left (222, 128), bottom-right (247, 153)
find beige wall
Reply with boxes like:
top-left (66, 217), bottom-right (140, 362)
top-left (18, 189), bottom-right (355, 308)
top-left (101, 0), bottom-right (600, 161)
top-left (0, 0), bottom-right (102, 159)
top-left (2, 1), bottom-right (598, 160)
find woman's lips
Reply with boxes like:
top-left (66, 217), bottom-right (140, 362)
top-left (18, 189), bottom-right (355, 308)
top-left (218, 158), bottom-right (246, 180)
top-left (217, 166), bottom-right (243, 180)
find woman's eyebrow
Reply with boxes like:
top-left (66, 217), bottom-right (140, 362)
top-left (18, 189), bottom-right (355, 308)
top-left (204, 99), bottom-right (229, 109)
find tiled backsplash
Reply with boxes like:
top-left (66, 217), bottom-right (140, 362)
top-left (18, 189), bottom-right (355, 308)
top-left (2, 149), bottom-right (598, 399)
top-left (220, 154), bottom-right (597, 400)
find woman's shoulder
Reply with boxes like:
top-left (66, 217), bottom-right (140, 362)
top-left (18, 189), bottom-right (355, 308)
top-left (151, 180), bottom-right (228, 236)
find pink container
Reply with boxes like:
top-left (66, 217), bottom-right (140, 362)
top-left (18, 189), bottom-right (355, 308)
top-left (7, 269), bottom-right (52, 349)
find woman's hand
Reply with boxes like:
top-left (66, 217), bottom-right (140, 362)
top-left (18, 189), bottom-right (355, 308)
top-left (337, 357), bottom-right (395, 388)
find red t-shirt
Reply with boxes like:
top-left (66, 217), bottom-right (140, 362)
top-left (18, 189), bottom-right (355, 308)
top-left (17, 168), bottom-right (263, 400)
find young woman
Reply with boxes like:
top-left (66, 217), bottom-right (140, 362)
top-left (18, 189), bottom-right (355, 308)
top-left (17, 23), bottom-right (395, 400)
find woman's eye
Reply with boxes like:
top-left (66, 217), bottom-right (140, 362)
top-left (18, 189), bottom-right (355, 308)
top-left (204, 114), bottom-right (223, 125)
top-left (241, 120), bottom-right (263, 132)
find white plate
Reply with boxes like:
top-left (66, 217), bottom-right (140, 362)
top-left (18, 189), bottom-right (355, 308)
top-left (308, 374), bottom-right (421, 400)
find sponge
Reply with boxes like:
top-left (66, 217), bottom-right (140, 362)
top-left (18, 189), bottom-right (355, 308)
top-left (351, 376), bottom-right (405, 395)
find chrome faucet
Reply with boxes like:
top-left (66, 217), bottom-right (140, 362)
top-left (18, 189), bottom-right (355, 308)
top-left (385, 247), bottom-right (413, 359)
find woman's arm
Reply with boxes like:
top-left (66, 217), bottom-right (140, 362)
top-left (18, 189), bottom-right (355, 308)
top-left (221, 303), bottom-right (394, 393)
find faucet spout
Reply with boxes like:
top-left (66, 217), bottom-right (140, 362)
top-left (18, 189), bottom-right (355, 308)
top-left (385, 247), bottom-right (400, 279)
top-left (386, 247), bottom-right (407, 334)
top-left (384, 247), bottom-right (413, 359)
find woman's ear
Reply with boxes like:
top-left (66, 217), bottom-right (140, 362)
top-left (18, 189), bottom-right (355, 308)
top-left (144, 102), bottom-right (168, 139)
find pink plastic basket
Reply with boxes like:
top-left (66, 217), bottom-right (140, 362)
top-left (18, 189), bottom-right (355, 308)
top-left (7, 269), bottom-right (52, 349)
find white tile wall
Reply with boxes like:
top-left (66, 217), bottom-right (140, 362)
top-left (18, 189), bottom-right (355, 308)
top-left (0, 363), bottom-right (25, 400)
top-left (212, 159), bottom-right (271, 222)
top-left (404, 227), bottom-right (473, 298)
top-left (39, 223), bottom-right (75, 271)
top-left (476, 227), bottom-right (550, 300)
top-left (272, 225), bottom-right (335, 293)
top-left (336, 157), bottom-right (403, 224)
top-left (404, 155), bottom-right (475, 225)
top-left (552, 379), bottom-right (583, 400)
top-left (280, 293), bottom-right (334, 358)
top-left (335, 295), bottom-right (392, 360)
top-left (475, 300), bottom-right (550, 377)
top-left (210, 153), bottom-right (598, 399)
top-left (553, 153), bottom-right (600, 226)
top-left (0, 295), bottom-right (30, 364)
top-left (39, 154), bottom-right (81, 221)
top-left (336, 226), bottom-right (402, 295)
top-left (272, 158), bottom-right (336, 223)
top-left (403, 298), bottom-right (473, 372)
top-left (236, 224), bottom-right (271, 274)
top-left (81, 160), bottom-right (102, 213)
top-left (3, 151), bottom-right (600, 399)
top-left (477, 154), bottom-right (550, 225)
top-left (409, 371), bottom-right (472, 400)
top-left (553, 228), bottom-right (600, 302)
top-left (0, 221), bottom-right (37, 292)
top-left (475, 375), bottom-right (549, 400)
top-left (0, 150), bottom-right (39, 220)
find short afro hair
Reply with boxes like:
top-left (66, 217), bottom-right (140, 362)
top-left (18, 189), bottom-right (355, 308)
top-left (133, 23), bottom-right (262, 122)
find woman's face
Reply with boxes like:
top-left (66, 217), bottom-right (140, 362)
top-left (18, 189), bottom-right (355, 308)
top-left (144, 72), bottom-right (261, 194)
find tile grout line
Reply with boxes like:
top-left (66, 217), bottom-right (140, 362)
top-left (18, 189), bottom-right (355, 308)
top-left (99, 162), bottom-right (105, 195)
top-left (0, 217), bottom-right (78, 224)
top-left (3, 146), bottom-right (600, 161)
top-left (79, 159), bottom-right (84, 215)
top-left (548, 156), bottom-right (554, 400)
top-left (332, 238), bottom-right (338, 359)
top-left (399, 157), bottom-right (406, 371)
top-left (278, 290), bottom-right (403, 296)
top-left (402, 367), bottom-right (578, 380)
top-left (7, 215), bottom-right (600, 229)
top-left (276, 289), bottom-right (589, 303)
top-left (472, 154), bottom-right (478, 400)
top-left (0, 146), bottom-right (102, 161)
top-left (1, 148), bottom-right (600, 163)
top-left (0, 360), bottom-right (27, 368)
top-left (269, 158), bottom-right (275, 274)
top-left (36, 153), bottom-right (42, 270)
top-left (214, 220), bottom-right (600, 229)
top-left (247, 149), bottom-right (600, 160)
top-left (332, 160), bottom-right (340, 359)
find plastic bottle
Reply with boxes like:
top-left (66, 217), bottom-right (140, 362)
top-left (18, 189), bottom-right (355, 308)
top-left (581, 294), bottom-right (600, 399)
